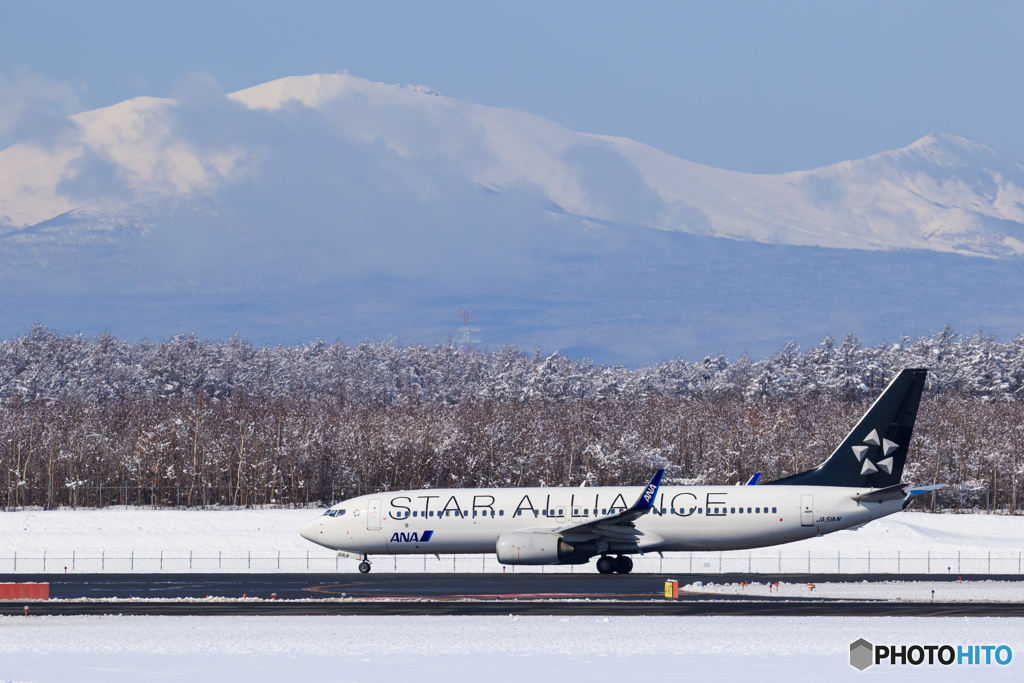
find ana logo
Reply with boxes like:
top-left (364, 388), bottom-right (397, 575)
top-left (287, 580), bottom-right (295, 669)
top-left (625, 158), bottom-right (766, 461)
top-left (390, 530), bottom-right (434, 543)
top-left (643, 484), bottom-right (657, 503)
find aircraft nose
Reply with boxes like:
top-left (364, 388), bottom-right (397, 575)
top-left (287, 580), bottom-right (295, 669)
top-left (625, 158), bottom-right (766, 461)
top-left (299, 519), bottom-right (320, 542)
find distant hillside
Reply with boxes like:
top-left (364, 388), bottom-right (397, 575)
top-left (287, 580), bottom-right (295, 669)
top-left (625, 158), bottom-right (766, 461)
top-left (2, 73), bottom-right (1024, 362)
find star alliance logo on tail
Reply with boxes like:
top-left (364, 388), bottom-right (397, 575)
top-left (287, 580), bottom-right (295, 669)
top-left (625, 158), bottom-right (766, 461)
top-left (390, 530), bottom-right (433, 543)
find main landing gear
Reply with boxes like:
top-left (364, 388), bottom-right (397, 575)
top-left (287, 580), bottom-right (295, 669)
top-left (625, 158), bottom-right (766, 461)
top-left (596, 555), bottom-right (633, 574)
top-left (358, 561), bottom-right (372, 573)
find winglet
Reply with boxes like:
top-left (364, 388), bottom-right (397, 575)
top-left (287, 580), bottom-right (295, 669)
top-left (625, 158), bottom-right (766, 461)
top-left (746, 473), bottom-right (761, 486)
top-left (630, 469), bottom-right (665, 513)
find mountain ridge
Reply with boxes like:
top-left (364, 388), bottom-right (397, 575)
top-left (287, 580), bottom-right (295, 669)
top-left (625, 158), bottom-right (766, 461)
top-left (3, 73), bottom-right (1024, 364)
top-left (3, 73), bottom-right (1024, 257)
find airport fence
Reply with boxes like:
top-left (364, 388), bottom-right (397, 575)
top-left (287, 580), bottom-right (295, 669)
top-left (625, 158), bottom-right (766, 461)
top-left (1, 550), bottom-right (1022, 575)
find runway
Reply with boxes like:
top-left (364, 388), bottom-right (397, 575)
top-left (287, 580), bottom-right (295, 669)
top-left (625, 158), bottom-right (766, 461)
top-left (2, 572), bottom-right (1024, 616)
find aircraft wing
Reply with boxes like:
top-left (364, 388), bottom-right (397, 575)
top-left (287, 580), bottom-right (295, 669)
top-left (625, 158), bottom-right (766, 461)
top-left (551, 469), bottom-right (665, 548)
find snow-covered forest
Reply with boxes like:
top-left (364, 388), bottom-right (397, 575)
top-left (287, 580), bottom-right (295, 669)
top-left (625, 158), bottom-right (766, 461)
top-left (1, 325), bottom-right (1022, 512)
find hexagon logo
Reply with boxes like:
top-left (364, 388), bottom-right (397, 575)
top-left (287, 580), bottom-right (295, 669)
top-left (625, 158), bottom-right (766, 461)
top-left (850, 638), bottom-right (874, 671)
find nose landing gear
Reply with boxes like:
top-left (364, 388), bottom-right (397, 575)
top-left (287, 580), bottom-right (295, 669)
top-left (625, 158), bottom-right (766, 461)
top-left (595, 555), bottom-right (633, 574)
top-left (358, 560), bottom-right (372, 573)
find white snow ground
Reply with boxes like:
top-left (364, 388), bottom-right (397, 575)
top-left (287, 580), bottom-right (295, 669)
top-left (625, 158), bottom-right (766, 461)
top-left (0, 615), bottom-right (1021, 683)
top-left (1, 508), bottom-right (1023, 578)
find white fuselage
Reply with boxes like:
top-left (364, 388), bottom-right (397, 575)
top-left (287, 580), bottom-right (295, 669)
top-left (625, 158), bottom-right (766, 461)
top-left (299, 484), bottom-right (905, 558)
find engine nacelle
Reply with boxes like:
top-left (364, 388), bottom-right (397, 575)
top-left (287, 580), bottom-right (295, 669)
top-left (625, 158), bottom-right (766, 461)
top-left (496, 532), bottom-right (575, 565)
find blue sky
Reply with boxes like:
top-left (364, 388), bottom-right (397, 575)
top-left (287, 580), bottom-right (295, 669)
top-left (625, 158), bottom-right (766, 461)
top-left (2, 0), bottom-right (1023, 174)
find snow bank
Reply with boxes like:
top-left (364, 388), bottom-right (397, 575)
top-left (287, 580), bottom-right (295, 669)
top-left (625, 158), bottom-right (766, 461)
top-left (1, 508), bottom-right (1023, 574)
top-left (0, 615), bottom-right (1021, 682)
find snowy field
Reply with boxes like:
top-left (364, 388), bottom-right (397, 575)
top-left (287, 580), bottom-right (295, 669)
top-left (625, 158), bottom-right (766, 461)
top-left (689, 580), bottom-right (1024, 602)
top-left (0, 614), bottom-right (1021, 682)
top-left (1, 508), bottom-right (1024, 575)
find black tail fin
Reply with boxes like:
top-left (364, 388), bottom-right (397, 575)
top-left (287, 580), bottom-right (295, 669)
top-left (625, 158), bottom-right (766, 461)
top-left (765, 368), bottom-right (927, 488)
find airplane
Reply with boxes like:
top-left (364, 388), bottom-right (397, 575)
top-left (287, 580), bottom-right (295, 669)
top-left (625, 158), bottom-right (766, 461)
top-left (299, 368), bottom-right (943, 574)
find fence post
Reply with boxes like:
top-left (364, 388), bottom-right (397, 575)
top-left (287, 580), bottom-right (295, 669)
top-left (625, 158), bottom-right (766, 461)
top-left (219, 551), bottom-right (222, 569)
top-left (73, 550), bottom-right (75, 571)
top-left (897, 550), bottom-right (900, 574)
top-left (718, 551), bottom-right (722, 574)
top-left (838, 551), bottom-right (840, 574)
top-left (307, 550), bottom-right (309, 570)
top-left (989, 551), bottom-right (992, 574)
top-left (689, 552), bottom-right (692, 573)
top-left (13, 551), bottom-right (15, 572)
top-left (958, 550), bottom-right (961, 575)
top-left (160, 551), bottom-right (163, 570)
top-left (928, 551), bottom-right (930, 574)
top-left (43, 550), bottom-right (45, 572)
top-left (807, 550), bottom-right (810, 574)
top-left (868, 550), bottom-right (870, 573)
top-left (131, 551), bottom-right (134, 571)
top-left (102, 550), bottom-right (105, 571)
top-left (276, 551), bottom-right (279, 570)
top-left (748, 551), bottom-right (751, 574)
top-left (190, 551), bottom-right (192, 570)
top-left (779, 550), bottom-right (781, 573)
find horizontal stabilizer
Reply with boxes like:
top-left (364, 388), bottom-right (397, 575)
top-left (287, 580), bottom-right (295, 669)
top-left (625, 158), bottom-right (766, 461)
top-left (852, 483), bottom-right (909, 503)
top-left (909, 483), bottom-right (947, 497)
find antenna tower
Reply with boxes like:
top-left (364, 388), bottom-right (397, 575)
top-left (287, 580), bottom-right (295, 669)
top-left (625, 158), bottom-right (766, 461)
top-left (459, 309), bottom-right (481, 352)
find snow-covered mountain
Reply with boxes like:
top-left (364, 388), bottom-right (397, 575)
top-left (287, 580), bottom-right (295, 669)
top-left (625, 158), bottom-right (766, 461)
top-left (2, 73), bottom-right (1024, 363)
top-left (4, 73), bottom-right (1024, 257)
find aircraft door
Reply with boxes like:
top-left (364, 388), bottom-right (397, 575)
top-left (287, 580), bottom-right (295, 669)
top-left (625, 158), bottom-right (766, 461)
top-left (555, 502), bottom-right (567, 523)
top-left (367, 499), bottom-right (382, 530)
top-left (800, 495), bottom-right (814, 527)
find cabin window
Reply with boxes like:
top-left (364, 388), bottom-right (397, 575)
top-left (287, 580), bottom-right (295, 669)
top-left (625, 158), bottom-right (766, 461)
top-left (738, 507), bottom-right (743, 514)
top-left (499, 510), bottom-right (504, 516)
top-left (698, 508), bottom-right (703, 514)
top-left (772, 507), bottom-right (777, 513)
top-left (747, 508), bottom-right (752, 513)
top-left (429, 511), bottom-right (434, 517)
top-left (730, 507), bottom-right (735, 514)
top-left (755, 507), bottom-right (759, 513)
top-left (601, 509), bottom-right (607, 515)
top-left (413, 511), bottom-right (418, 517)
top-left (490, 510), bottom-right (495, 517)
top-left (542, 510), bottom-right (548, 516)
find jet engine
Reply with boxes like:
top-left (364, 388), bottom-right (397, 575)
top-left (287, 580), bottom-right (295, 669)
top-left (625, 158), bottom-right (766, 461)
top-left (496, 532), bottom-right (577, 565)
